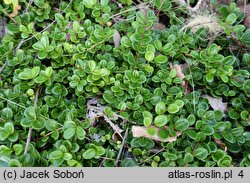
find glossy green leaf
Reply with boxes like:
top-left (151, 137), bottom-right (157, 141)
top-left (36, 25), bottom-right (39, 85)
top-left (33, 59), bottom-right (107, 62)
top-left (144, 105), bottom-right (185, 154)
top-left (145, 51), bottom-right (154, 61)
top-left (155, 102), bottom-right (166, 115)
top-left (154, 54), bottom-right (168, 64)
top-left (82, 149), bottom-right (96, 159)
top-left (49, 150), bottom-right (64, 160)
top-left (174, 118), bottom-right (189, 131)
top-left (167, 104), bottom-right (179, 114)
top-left (226, 13), bottom-right (237, 25)
top-left (31, 117), bottom-right (46, 130)
top-left (194, 147), bottom-right (208, 160)
top-left (154, 115), bottom-right (168, 127)
top-left (201, 125), bottom-right (214, 135)
top-left (76, 126), bottom-right (86, 140)
top-left (63, 127), bottom-right (76, 139)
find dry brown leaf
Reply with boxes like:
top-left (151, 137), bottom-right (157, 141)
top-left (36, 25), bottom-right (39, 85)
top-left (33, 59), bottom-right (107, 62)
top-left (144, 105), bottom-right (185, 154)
top-left (170, 64), bottom-right (185, 80)
top-left (132, 126), bottom-right (182, 142)
top-left (103, 115), bottom-right (123, 134)
top-left (170, 63), bottom-right (187, 88)
top-left (201, 94), bottom-right (227, 114)
top-left (217, 0), bottom-right (231, 5)
top-left (217, 0), bottom-right (248, 6)
top-left (113, 29), bottom-right (121, 47)
top-left (86, 98), bottom-right (123, 135)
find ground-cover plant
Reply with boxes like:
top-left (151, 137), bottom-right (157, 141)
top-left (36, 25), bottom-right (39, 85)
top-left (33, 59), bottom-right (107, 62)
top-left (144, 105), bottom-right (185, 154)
top-left (0, 0), bottom-right (249, 167)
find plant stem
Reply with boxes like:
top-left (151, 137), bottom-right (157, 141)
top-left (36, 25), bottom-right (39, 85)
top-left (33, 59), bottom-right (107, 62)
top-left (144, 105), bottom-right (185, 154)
top-left (192, 142), bottom-right (200, 155)
top-left (0, 62), bottom-right (7, 74)
top-left (24, 88), bottom-right (39, 155)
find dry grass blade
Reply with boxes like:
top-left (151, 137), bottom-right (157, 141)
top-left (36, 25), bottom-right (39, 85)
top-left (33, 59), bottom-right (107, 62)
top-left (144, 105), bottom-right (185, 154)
top-left (181, 15), bottom-right (222, 35)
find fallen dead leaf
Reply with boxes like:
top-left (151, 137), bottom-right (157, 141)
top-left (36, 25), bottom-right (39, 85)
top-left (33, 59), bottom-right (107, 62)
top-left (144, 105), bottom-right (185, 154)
top-left (86, 98), bottom-right (123, 136)
top-left (132, 126), bottom-right (182, 142)
top-left (170, 64), bottom-right (185, 80)
top-left (170, 63), bottom-right (189, 90)
top-left (201, 94), bottom-right (227, 115)
top-left (113, 29), bottom-right (121, 47)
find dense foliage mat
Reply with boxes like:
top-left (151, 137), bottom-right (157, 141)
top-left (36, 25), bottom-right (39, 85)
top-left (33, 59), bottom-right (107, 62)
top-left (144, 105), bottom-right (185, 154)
top-left (0, 0), bottom-right (249, 167)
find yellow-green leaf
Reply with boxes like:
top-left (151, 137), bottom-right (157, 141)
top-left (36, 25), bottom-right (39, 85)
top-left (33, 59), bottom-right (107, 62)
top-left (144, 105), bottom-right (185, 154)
top-left (3, 0), bottom-right (21, 17)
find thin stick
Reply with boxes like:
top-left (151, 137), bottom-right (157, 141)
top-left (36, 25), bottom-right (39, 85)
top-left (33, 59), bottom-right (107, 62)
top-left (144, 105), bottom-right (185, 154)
top-left (15, 39), bottom-right (25, 52)
top-left (115, 128), bottom-right (128, 166)
top-left (2, 9), bottom-right (18, 24)
top-left (192, 142), bottom-right (200, 155)
top-left (0, 96), bottom-right (26, 108)
top-left (24, 88), bottom-right (39, 155)
top-left (244, 0), bottom-right (247, 14)
top-left (24, 128), bottom-right (33, 154)
top-left (24, 0), bottom-right (34, 14)
top-left (230, 33), bottom-right (250, 49)
top-left (0, 62), bottom-right (7, 74)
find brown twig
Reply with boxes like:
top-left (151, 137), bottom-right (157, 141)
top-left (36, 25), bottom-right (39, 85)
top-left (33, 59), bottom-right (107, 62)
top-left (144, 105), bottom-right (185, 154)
top-left (2, 9), bottom-right (18, 24)
top-left (230, 33), bottom-right (250, 49)
top-left (115, 128), bottom-right (129, 166)
top-left (192, 142), bottom-right (200, 155)
top-left (24, 88), bottom-right (40, 155)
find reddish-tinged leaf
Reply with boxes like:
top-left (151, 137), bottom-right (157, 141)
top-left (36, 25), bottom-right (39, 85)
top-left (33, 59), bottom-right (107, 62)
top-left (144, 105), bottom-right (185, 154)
top-left (214, 138), bottom-right (227, 151)
top-left (3, 0), bottom-right (21, 17)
